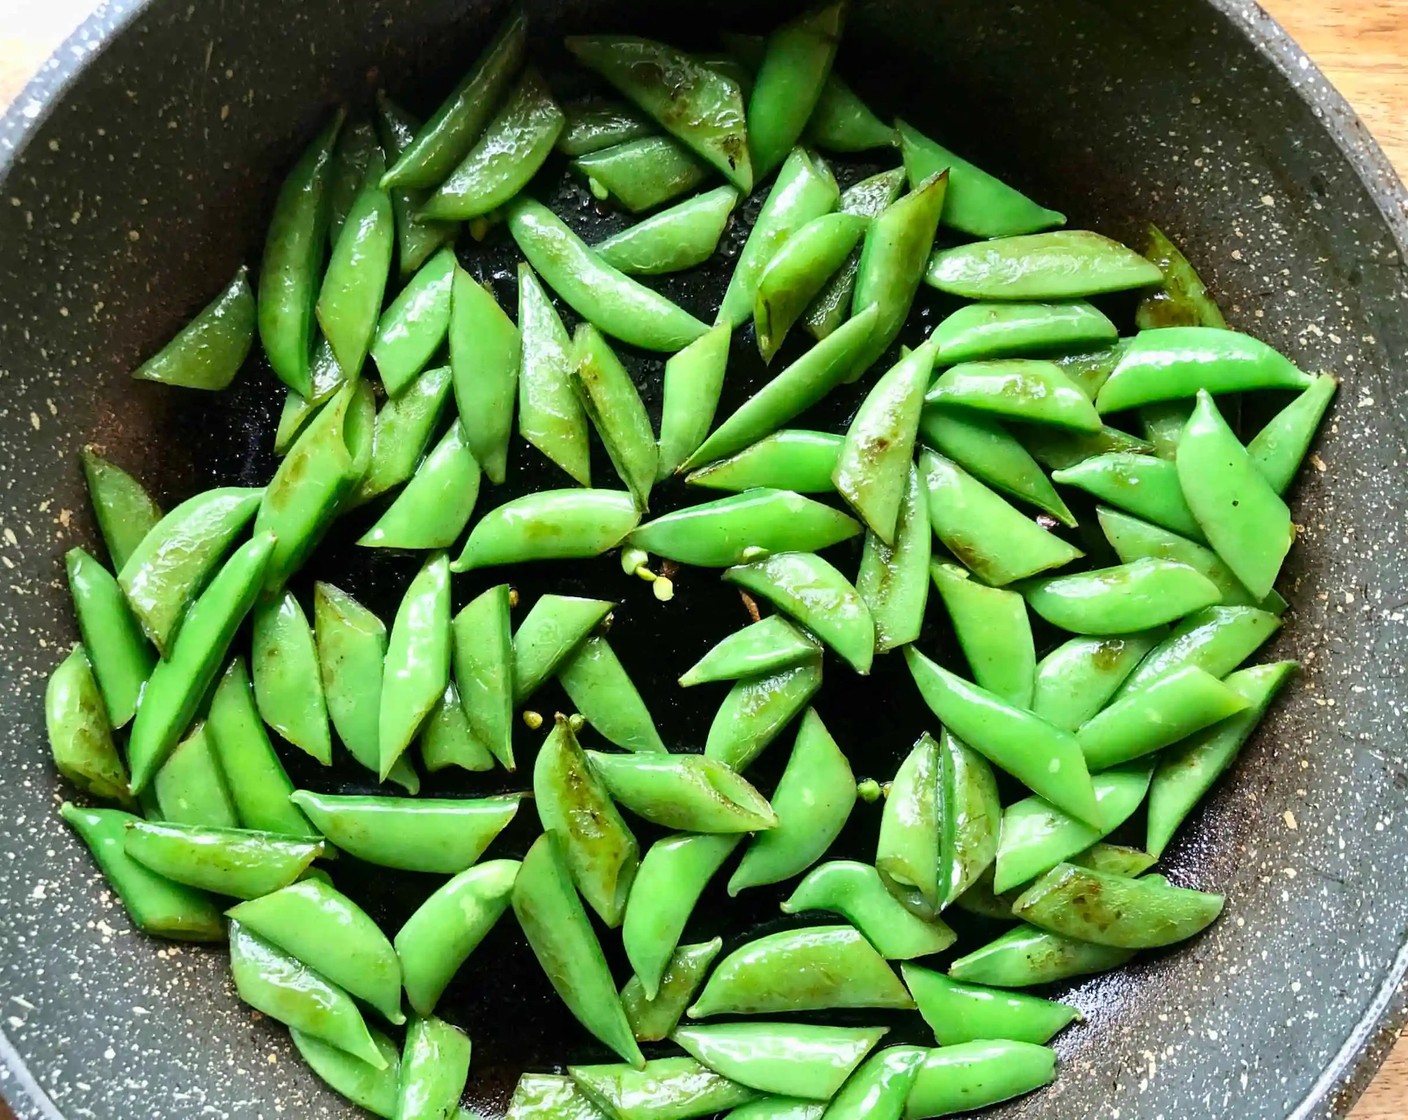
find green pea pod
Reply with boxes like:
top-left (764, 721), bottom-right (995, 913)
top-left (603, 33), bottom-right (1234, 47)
top-left (290, 791), bottom-right (520, 873)
top-left (1135, 224), bottom-right (1228, 329)
top-left (559, 100), bottom-right (654, 156)
top-left (255, 379), bottom-right (376, 593)
top-left (382, 9), bottom-right (528, 189)
top-left (1019, 423), bottom-right (1152, 472)
top-left (1030, 631), bottom-right (1164, 732)
top-left (559, 636), bottom-right (665, 754)
top-left (508, 197), bottom-right (709, 352)
top-left (680, 617), bottom-right (817, 687)
top-left (422, 69), bottom-right (564, 219)
top-left (725, 553), bottom-right (874, 674)
top-left (1247, 373), bottom-right (1337, 494)
top-left (1097, 327), bottom-right (1312, 413)
top-left (519, 263), bottom-right (593, 485)
top-left (1118, 604), bottom-right (1281, 696)
top-left (397, 1015), bottom-right (471, 1120)
top-left (572, 325), bottom-right (658, 508)
top-left (1013, 863), bottom-right (1224, 948)
top-left (275, 362), bottom-right (340, 458)
top-left (118, 485), bottom-right (263, 655)
top-left (905, 647), bottom-right (1099, 828)
top-left (949, 923), bottom-right (1133, 988)
top-left (46, 646), bottom-right (130, 803)
top-left (571, 1057), bottom-right (757, 1120)
top-left (449, 265), bottom-right (519, 484)
top-left (729, 709), bottom-right (854, 893)
top-left (624, 833), bottom-right (738, 999)
top-left (918, 408), bottom-right (1073, 526)
top-left (227, 877), bottom-right (403, 1024)
top-left (374, 95), bottom-right (458, 278)
top-left (508, 1073), bottom-right (611, 1120)
top-left (81, 449), bottom-right (163, 571)
top-left (514, 832), bottom-right (644, 1067)
top-left (1023, 558), bottom-right (1221, 635)
top-left (993, 764), bottom-right (1152, 894)
top-left (1078, 665), bottom-right (1250, 770)
top-left (572, 137), bottom-right (711, 213)
top-left (875, 733), bottom-right (940, 916)
top-left (568, 36), bottom-right (752, 192)
top-left (927, 231), bottom-right (1162, 300)
top-left (253, 590), bottom-right (332, 765)
top-left (355, 364), bottom-right (453, 503)
top-left (902, 965), bottom-right (1077, 1047)
top-left (820, 1046), bottom-right (926, 1120)
top-left (1072, 842), bottom-right (1157, 878)
top-left (369, 247), bottom-right (454, 396)
top-left (917, 449), bottom-right (1082, 586)
top-left (631, 490), bottom-right (859, 568)
top-left (392, 857), bottom-right (519, 1015)
top-left (805, 74), bottom-right (895, 153)
top-left (684, 305), bottom-right (880, 469)
top-left (1054, 452), bottom-right (1203, 540)
top-left (728, 1099), bottom-right (825, 1120)
top-left (535, 715), bottom-right (640, 927)
top-left (317, 149), bottom-right (394, 377)
top-left (657, 323), bottom-right (732, 479)
top-left (380, 553), bottom-right (451, 779)
top-left (292, 1026), bottom-right (401, 1119)
top-left (687, 430), bottom-right (842, 493)
top-left (902, 1041), bottom-right (1056, 1120)
top-left (846, 171), bottom-right (948, 379)
top-left (153, 724), bottom-right (238, 827)
top-left (674, 1023), bottom-right (885, 1101)
top-left (931, 301), bottom-right (1116, 365)
top-left (1056, 344), bottom-right (1127, 400)
top-left (622, 938), bottom-right (722, 1043)
top-left (207, 659), bottom-right (317, 835)
top-left (747, 1), bottom-right (844, 177)
top-left (705, 657), bottom-right (823, 771)
top-left (897, 120), bottom-right (1063, 238)
top-left (782, 862), bottom-right (955, 960)
top-left (935, 730), bottom-right (1002, 908)
top-left (453, 583), bottom-right (515, 770)
top-left (588, 750), bottom-right (777, 832)
top-left (66, 547), bottom-right (153, 728)
top-left (930, 561), bottom-right (1034, 708)
top-left (128, 533), bottom-right (276, 792)
top-left (855, 464), bottom-right (931, 653)
top-left (1178, 390), bottom-right (1294, 601)
top-left (754, 213), bottom-right (866, 363)
top-left (62, 802), bottom-right (223, 938)
top-left (512, 593), bottom-right (615, 704)
top-left (124, 820), bottom-right (322, 899)
top-left (420, 681), bottom-right (495, 774)
top-left (596, 187), bottom-right (739, 275)
top-left (259, 112), bottom-right (343, 396)
top-left (803, 169), bottom-right (907, 341)
top-left (1148, 661), bottom-right (1296, 858)
top-left (926, 359), bottom-right (1102, 433)
top-left (359, 423), bottom-right (481, 549)
top-left (133, 266), bottom-right (254, 390)
top-left (1137, 399), bottom-right (1192, 461)
top-left (690, 925), bottom-right (912, 1018)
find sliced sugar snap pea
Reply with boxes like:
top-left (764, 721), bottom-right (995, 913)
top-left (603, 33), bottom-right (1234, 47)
top-left (623, 938), bottom-right (724, 1044)
top-left (1019, 422), bottom-right (1152, 471)
top-left (926, 359), bottom-right (1101, 433)
top-left (630, 489), bottom-right (860, 568)
top-left (560, 636), bottom-right (665, 753)
top-left (917, 448), bottom-right (1082, 586)
top-left (1054, 453), bottom-right (1204, 541)
top-left (949, 922), bottom-right (1133, 988)
top-left (931, 301), bottom-right (1117, 365)
top-left (705, 658), bottom-right (822, 771)
top-left (293, 1026), bottom-right (400, 1118)
top-left (572, 136), bottom-right (710, 213)
top-left (687, 430), bottom-right (843, 493)
top-left (420, 680), bottom-right (495, 774)
top-left (674, 1023), bottom-right (885, 1101)
top-left (902, 1041), bottom-right (1056, 1120)
top-left (725, 552), bottom-right (875, 674)
top-left (1118, 604), bottom-right (1281, 696)
top-left (587, 750), bottom-right (776, 832)
top-left (253, 590), bottom-right (331, 765)
top-left (358, 422), bottom-right (480, 549)
top-left (1078, 665), bottom-right (1250, 770)
top-left (397, 1015), bottom-right (471, 1120)
top-left (453, 488), bottom-right (641, 570)
top-left (512, 593), bottom-right (615, 704)
top-left (926, 230), bottom-right (1161, 300)
top-left (570, 1057), bottom-right (756, 1120)
top-left (805, 73), bottom-right (895, 153)
top-left (625, 834), bottom-right (738, 999)
top-left (46, 646), bottom-right (130, 804)
top-left (1056, 343), bottom-right (1127, 400)
top-left (509, 1072), bottom-right (610, 1119)
top-left (1013, 863), bottom-right (1224, 948)
top-left (453, 583), bottom-right (515, 770)
top-left (782, 862), bottom-right (955, 959)
top-left (755, 212), bottom-right (867, 362)
top-left (153, 724), bottom-right (237, 828)
top-left (803, 168), bottom-right (907, 341)
top-left (897, 120), bottom-right (1063, 238)
top-left (66, 548), bottom-right (153, 729)
top-left (572, 324), bottom-right (658, 508)
top-left (133, 266), bottom-right (254, 390)
top-left (1247, 373), bottom-right (1337, 494)
top-left (317, 149), bottom-right (394, 378)
top-left (1031, 631), bottom-right (1164, 732)
top-left (730, 709), bottom-right (855, 893)
top-left (930, 561), bottom-right (1034, 708)
top-left (728, 1098), bottom-right (825, 1120)
top-left (559, 99), bottom-right (654, 156)
top-left (1136, 223), bottom-right (1228, 330)
top-left (905, 647), bottom-right (1099, 827)
top-left (934, 730), bottom-right (1002, 908)
top-left (1139, 398), bottom-right (1192, 460)
top-left (1148, 661), bottom-right (1297, 858)
top-left (422, 68), bottom-right (564, 219)
top-left (515, 832), bottom-right (645, 1068)
top-left (378, 554), bottom-right (451, 780)
top-left (875, 733), bottom-right (941, 917)
top-left (596, 186), bottom-right (739, 275)
top-left (747, 1), bottom-right (845, 178)
top-left (535, 715), bottom-right (639, 927)
top-left (568, 35), bottom-right (752, 192)
top-left (290, 790), bottom-right (520, 873)
top-left (518, 263), bottom-right (593, 485)
top-left (355, 363), bottom-right (453, 503)
top-left (329, 117), bottom-right (374, 241)
top-left (658, 323), bottom-right (732, 480)
top-left (369, 247), bottom-right (454, 397)
top-left (1023, 558), bottom-right (1221, 635)
top-left (373, 94), bottom-right (457, 279)
top-left (1072, 842), bottom-right (1157, 878)
top-left (125, 821), bottom-right (323, 899)
top-left (821, 1045), bottom-right (926, 1120)
top-left (902, 965), bottom-right (1078, 1047)
top-left (508, 197), bottom-right (709, 351)
top-left (680, 616), bottom-right (819, 687)
top-left (450, 264), bottom-right (520, 484)
top-left (276, 372), bottom-right (339, 458)
top-left (856, 463), bottom-right (932, 653)
top-left (81, 449), bottom-right (162, 572)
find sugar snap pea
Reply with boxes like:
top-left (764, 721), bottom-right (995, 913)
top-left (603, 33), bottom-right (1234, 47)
top-left (930, 561), bottom-right (1034, 708)
top-left (559, 636), bottom-right (665, 753)
top-left (455, 488), bottom-right (641, 570)
top-left (725, 552), bottom-right (874, 674)
top-left (1013, 863), bottom-right (1224, 948)
top-left (81, 449), bottom-right (162, 571)
top-left (292, 1026), bottom-right (400, 1118)
top-left (317, 148), bottom-right (394, 377)
top-left (875, 733), bottom-right (941, 916)
top-left (1030, 631), bottom-right (1164, 732)
top-left (631, 489), bottom-right (860, 567)
top-left (728, 1100), bottom-right (825, 1120)
top-left (519, 262), bottom-right (593, 485)
top-left (253, 590), bottom-right (332, 765)
top-left (902, 1041), bottom-right (1056, 1120)
top-left (596, 187), bottom-right (739, 275)
top-left (512, 593), bottom-right (615, 704)
top-left (656, 322), bottom-right (732, 480)
top-left (1139, 399), bottom-right (1193, 460)
top-left (680, 617), bottom-right (819, 687)
top-left (687, 429), bottom-right (842, 493)
top-left (1055, 343), bottom-right (1127, 399)
top-left (1118, 604), bottom-right (1281, 696)
top-left (359, 422), bottom-right (481, 549)
top-left (291, 790), bottom-right (519, 872)
top-left (747, 2), bottom-right (844, 177)
top-left (1247, 373), bottom-right (1337, 494)
top-left (1023, 558), bottom-right (1221, 635)
top-left (46, 646), bottom-right (130, 803)
top-left (622, 938), bottom-right (722, 1044)
top-left (1019, 422), bottom-right (1152, 471)
top-left (897, 120), bottom-right (1063, 238)
top-left (948, 922), bottom-right (1133, 988)
top-left (568, 36), bottom-right (752, 192)
top-left (508, 197), bottom-right (709, 351)
top-left (124, 820), bottom-right (323, 899)
top-left (420, 681), bottom-right (495, 774)
top-left (1136, 224), bottom-right (1228, 330)
top-left (508, 1072), bottom-right (609, 1120)
top-left (782, 862), bottom-right (955, 960)
top-left (902, 965), bottom-right (1078, 1047)
top-left (153, 724), bottom-right (238, 827)
top-left (572, 136), bottom-right (711, 213)
top-left (369, 247), bottom-right (454, 396)
top-left (66, 547), bottom-right (153, 728)
top-left (397, 1015), bottom-right (471, 1120)
top-left (934, 731), bottom-right (1003, 908)
top-left (926, 231), bottom-right (1162, 300)
top-left (379, 554), bottom-right (451, 779)
top-left (755, 212), bottom-right (867, 363)
top-left (570, 1057), bottom-right (757, 1120)
top-left (674, 1023), bottom-right (885, 1101)
top-left (1079, 665), bottom-right (1250, 770)
top-left (559, 100), bottom-right (654, 156)
top-left (449, 264), bottom-right (519, 484)
top-left (133, 266), bottom-right (254, 390)
top-left (355, 363), bottom-right (453, 503)
top-left (573, 324), bottom-right (658, 508)
top-left (1054, 452), bottom-right (1203, 540)
top-left (805, 74), bottom-right (895, 153)
top-left (801, 168), bottom-right (906, 341)
top-left (452, 583), bottom-right (515, 770)
top-left (856, 463), bottom-right (932, 653)
top-left (729, 709), bottom-right (855, 893)
top-left (587, 750), bottom-right (776, 832)
top-left (931, 301), bottom-right (1117, 365)
top-left (422, 68), bottom-right (564, 219)
top-left (817, 1047), bottom-right (924, 1120)
top-left (925, 359), bottom-right (1102, 432)
top-left (373, 94), bottom-right (458, 278)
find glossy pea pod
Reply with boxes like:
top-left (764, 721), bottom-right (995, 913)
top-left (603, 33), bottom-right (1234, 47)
top-left (397, 1015), bottom-right (472, 1120)
top-left (1023, 558), bottom-right (1222, 635)
top-left (681, 616), bottom-right (819, 687)
top-left (1135, 224), bottom-right (1229, 330)
top-left (506, 1072), bottom-right (609, 1120)
top-left (1056, 453), bottom-right (1206, 541)
top-left (420, 680), bottom-right (495, 774)
top-left (930, 561), bottom-right (1035, 708)
top-left (855, 463), bottom-right (932, 653)
top-left (268, 338), bottom-right (344, 455)
top-left (558, 99), bottom-right (653, 155)
top-left (782, 862), bottom-right (955, 960)
top-left (621, 938), bottom-right (722, 1043)
top-left (754, 212), bottom-right (867, 361)
top-left (930, 300), bottom-right (1117, 365)
top-left (1247, 373), bottom-right (1338, 494)
top-left (449, 263), bottom-right (520, 484)
top-left (1030, 630), bottom-right (1164, 732)
top-left (373, 93), bottom-right (458, 279)
top-left (46, 646), bottom-right (131, 804)
top-left (705, 657), bottom-right (823, 772)
top-left (587, 750), bottom-right (777, 833)
top-left (746, 1), bottom-right (844, 177)
top-left (153, 724), bottom-right (238, 828)
top-left (570, 1057), bottom-right (758, 1120)
top-left (818, 1046), bottom-right (927, 1120)
top-left (519, 262), bottom-right (593, 486)
top-left (948, 922), bottom-right (1133, 989)
top-left (902, 1041), bottom-right (1057, 1120)
top-left (292, 1027), bottom-right (400, 1119)
top-left (451, 489), bottom-right (641, 570)
top-left (1118, 604), bottom-right (1281, 696)
top-left (934, 731), bottom-right (1006, 908)
top-left (875, 733), bottom-right (942, 916)
top-left (124, 820), bottom-right (323, 899)
top-left (452, 583), bottom-right (515, 771)
top-left (573, 324), bottom-right (658, 508)
top-left (728, 1099), bottom-right (825, 1120)
top-left (596, 187), bottom-right (739, 275)
top-left (673, 1023), bottom-right (886, 1101)
top-left (353, 363), bottom-right (453, 503)
top-left (657, 323), bottom-right (732, 480)
top-left (572, 136), bottom-right (710, 213)
top-left (1077, 665), bottom-right (1251, 770)
top-left (253, 589), bottom-right (332, 765)
top-left (926, 230), bottom-right (1162, 300)
top-left (902, 965), bottom-right (1079, 1046)
top-left (66, 547), bottom-right (153, 728)
top-left (630, 489), bottom-right (860, 568)
top-left (329, 119), bottom-right (378, 240)
top-left (559, 636), bottom-right (665, 754)
top-left (687, 430), bottom-right (843, 493)
top-left (316, 147), bottom-right (394, 377)
top-left (805, 73), bottom-right (895, 153)
top-left (132, 266), bottom-right (255, 390)
top-left (378, 554), bottom-right (452, 780)
top-left (925, 359), bottom-right (1102, 433)
top-left (369, 246), bottom-right (454, 396)
top-left (802, 168), bottom-right (906, 342)
top-left (512, 593), bottom-right (615, 704)
top-left (1019, 422), bottom-right (1152, 472)
top-left (358, 421), bottom-right (481, 550)
top-left (80, 449), bottom-right (162, 571)
top-left (1012, 863), bottom-right (1224, 948)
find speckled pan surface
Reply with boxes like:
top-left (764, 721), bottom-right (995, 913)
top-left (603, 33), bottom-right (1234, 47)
top-left (0, 0), bottom-right (1406, 1117)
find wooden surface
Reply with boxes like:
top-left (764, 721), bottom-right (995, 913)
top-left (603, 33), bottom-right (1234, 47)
top-left (0, 0), bottom-right (1405, 1116)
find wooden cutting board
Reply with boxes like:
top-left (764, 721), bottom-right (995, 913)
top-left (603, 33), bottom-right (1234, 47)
top-left (0, 1), bottom-right (1404, 1117)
